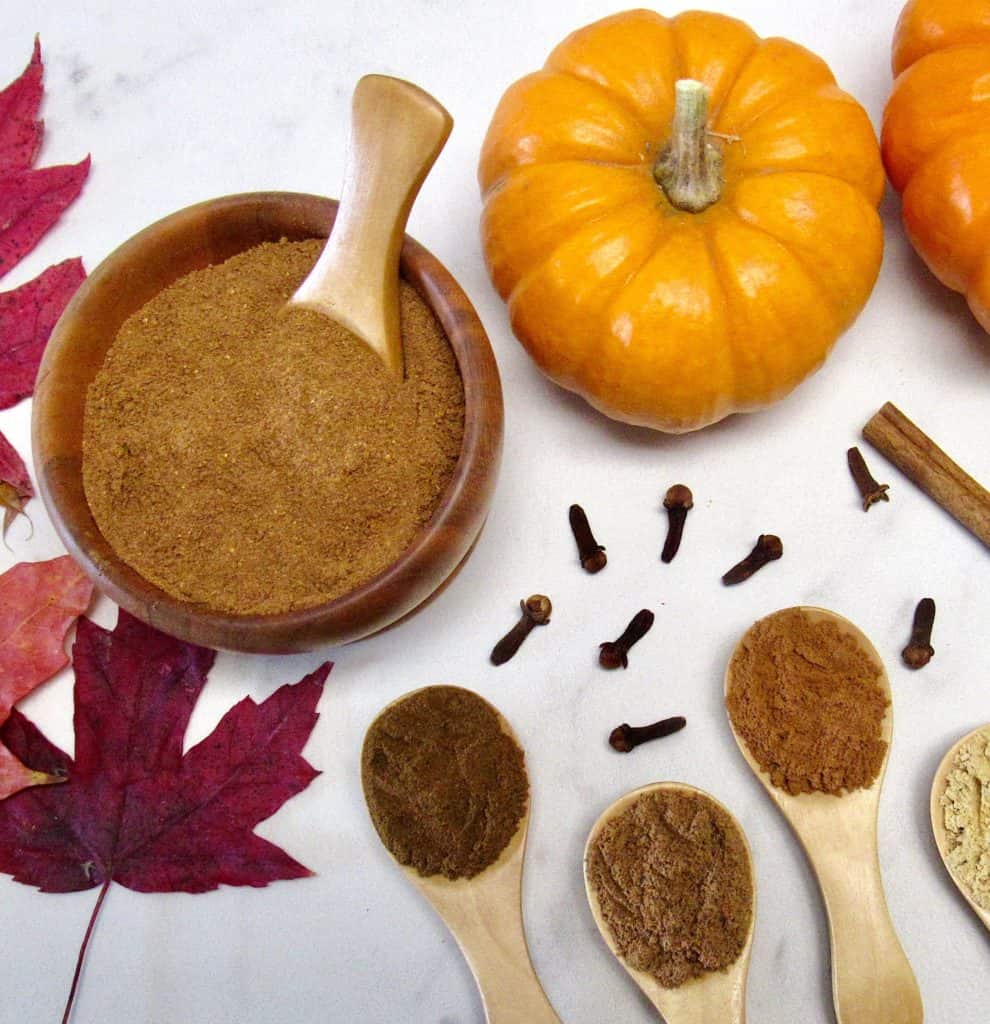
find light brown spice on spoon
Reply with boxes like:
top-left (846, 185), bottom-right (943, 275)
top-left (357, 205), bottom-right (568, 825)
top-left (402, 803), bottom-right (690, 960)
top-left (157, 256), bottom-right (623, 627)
top-left (725, 608), bottom-right (888, 796)
top-left (587, 787), bottom-right (753, 988)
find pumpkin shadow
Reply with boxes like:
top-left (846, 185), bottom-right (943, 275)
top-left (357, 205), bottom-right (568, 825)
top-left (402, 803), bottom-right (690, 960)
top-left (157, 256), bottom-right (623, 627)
top-left (883, 194), bottom-right (990, 369)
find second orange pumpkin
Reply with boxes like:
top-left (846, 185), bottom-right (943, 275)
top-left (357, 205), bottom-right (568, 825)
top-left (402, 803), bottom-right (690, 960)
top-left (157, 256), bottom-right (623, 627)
top-left (479, 9), bottom-right (885, 432)
top-left (883, 0), bottom-right (990, 332)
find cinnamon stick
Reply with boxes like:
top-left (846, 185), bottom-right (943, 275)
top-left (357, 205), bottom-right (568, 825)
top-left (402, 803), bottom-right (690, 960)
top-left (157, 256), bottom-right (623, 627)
top-left (862, 402), bottom-right (990, 548)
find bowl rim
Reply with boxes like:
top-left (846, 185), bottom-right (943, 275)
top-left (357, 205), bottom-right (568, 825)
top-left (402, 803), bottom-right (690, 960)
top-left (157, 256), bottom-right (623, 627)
top-left (32, 191), bottom-right (503, 653)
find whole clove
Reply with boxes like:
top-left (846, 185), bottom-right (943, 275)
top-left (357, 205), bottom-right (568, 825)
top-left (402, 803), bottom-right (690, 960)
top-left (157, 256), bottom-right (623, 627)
top-left (569, 504), bottom-right (607, 573)
top-left (490, 594), bottom-right (552, 666)
top-left (847, 446), bottom-right (890, 511)
top-left (609, 716), bottom-right (687, 752)
top-left (661, 485), bottom-right (693, 563)
top-left (902, 597), bottom-right (935, 669)
top-left (721, 535), bottom-right (783, 585)
top-left (599, 609), bottom-right (655, 669)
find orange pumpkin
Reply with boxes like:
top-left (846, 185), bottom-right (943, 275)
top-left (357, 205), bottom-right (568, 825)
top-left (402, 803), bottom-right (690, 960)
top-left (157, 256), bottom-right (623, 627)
top-left (479, 10), bottom-right (885, 432)
top-left (883, 0), bottom-right (990, 332)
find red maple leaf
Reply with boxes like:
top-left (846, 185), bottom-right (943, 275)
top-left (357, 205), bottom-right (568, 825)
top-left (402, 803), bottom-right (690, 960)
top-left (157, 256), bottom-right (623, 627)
top-left (0, 555), bottom-right (93, 799)
top-left (0, 158), bottom-right (90, 279)
top-left (0, 40), bottom-right (89, 410)
top-left (0, 427), bottom-right (33, 537)
top-left (0, 610), bottom-right (329, 1022)
top-left (0, 36), bottom-right (43, 175)
top-left (0, 257), bottom-right (86, 410)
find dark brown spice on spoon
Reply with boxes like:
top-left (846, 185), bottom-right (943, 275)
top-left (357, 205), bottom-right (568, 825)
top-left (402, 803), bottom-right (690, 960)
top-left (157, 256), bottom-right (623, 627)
top-left (362, 686), bottom-right (528, 879)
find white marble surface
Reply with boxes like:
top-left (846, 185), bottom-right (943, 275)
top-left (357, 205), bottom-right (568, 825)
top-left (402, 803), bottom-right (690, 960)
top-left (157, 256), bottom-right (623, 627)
top-left (3, 2), bottom-right (989, 1021)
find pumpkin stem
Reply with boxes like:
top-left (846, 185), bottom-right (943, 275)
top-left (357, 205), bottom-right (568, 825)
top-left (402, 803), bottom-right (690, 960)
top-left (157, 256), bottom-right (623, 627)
top-left (655, 79), bottom-right (723, 213)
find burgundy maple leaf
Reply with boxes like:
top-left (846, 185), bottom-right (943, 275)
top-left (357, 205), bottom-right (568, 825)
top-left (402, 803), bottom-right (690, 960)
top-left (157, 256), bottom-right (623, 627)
top-left (0, 610), bottom-right (329, 1022)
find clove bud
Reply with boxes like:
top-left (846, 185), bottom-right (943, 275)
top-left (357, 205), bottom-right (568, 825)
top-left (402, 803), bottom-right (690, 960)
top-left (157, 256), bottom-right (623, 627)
top-left (661, 485), bottom-right (693, 563)
top-left (490, 594), bottom-right (552, 666)
top-left (569, 504), bottom-right (607, 573)
top-left (609, 716), bottom-right (686, 752)
top-left (599, 609), bottom-right (655, 669)
top-left (902, 597), bottom-right (935, 669)
top-left (847, 446), bottom-right (890, 511)
top-left (721, 534), bottom-right (783, 585)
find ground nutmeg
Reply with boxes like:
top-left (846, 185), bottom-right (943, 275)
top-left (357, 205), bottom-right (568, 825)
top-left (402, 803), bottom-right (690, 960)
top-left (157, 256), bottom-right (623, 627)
top-left (726, 608), bottom-right (889, 796)
top-left (82, 238), bottom-right (465, 616)
top-left (361, 686), bottom-right (528, 880)
top-left (587, 787), bottom-right (753, 988)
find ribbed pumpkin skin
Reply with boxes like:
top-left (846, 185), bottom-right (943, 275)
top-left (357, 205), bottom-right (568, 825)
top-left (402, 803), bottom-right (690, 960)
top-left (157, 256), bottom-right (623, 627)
top-left (883, 0), bottom-right (990, 331)
top-left (478, 9), bottom-right (885, 432)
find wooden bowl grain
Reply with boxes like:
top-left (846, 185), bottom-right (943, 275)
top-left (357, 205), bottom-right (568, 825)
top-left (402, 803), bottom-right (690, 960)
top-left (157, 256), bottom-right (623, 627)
top-left (32, 192), bottom-right (503, 654)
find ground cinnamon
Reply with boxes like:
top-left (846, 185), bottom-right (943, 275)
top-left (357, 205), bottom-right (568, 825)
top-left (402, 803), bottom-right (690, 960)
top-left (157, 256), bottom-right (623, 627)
top-left (361, 686), bottom-right (528, 880)
top-left (725, 609), bottom-right (889, 796)
top-left (82, 238), bottom-right (464, 615)
top-left (587, 788), bottom-right (753, 989)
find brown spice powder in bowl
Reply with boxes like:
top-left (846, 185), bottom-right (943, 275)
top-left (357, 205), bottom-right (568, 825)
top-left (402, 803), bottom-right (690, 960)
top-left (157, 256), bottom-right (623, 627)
top-left (82, 238), bottom-right (465, 617)
top-left (725, 608), bottom-right (889, 796)
top-left (587, 787), bottom-right (753, 989)
top-left (361, 685), bottom-right (529, 880)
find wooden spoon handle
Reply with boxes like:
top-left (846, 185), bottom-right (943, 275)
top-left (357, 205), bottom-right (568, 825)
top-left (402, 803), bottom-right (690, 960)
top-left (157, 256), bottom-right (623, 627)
top-left (290, 75), bottom-right (452, 377)
top-left (453, 915), bottom-right (561, 1024)
top-left (651, 962), bottom-right (747, 1023)
top-left (808, 818), bottom-right (923, 1024)
top-left (418, 849), bottom-right (560, 1024)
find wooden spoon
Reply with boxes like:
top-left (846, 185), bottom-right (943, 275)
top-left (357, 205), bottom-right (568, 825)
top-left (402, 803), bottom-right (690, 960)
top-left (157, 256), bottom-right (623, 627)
top-left (584, 782), bottom-right (755, 1023)
top-left (930, 723), bottom-right (990, 930)
top-left (725, 607), bottom-right (923, 1024)
top-left (361, 689), bottom-right (560, 1024)
top-left (288, 74), bottom-right (452, 377)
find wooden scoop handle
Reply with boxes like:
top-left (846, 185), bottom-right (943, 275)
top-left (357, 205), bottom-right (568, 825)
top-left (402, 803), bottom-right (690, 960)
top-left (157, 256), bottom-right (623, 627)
top-left (803, 795), bottom-right (923, 1024)
top-left (290, 75), bottom-right (452, 377)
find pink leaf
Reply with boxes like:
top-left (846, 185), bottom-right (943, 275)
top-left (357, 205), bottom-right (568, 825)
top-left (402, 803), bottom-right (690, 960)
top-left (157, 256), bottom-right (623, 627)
top-left (0, 257), bottom-right (86, 410)
top-left (0, 38), bottom-right (43, 175)
top-left (0, 555), bottom-right (93, 799)
top-left (0, 429), bottom-right (33, 538)
top-left (0, 156), bottom-right (90, 279)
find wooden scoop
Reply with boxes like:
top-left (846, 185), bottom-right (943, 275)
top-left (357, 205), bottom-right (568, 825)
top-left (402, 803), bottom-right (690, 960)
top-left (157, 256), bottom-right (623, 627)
top-left (361, 690), bottom-right (560, 1024)
top-left (725, 607), bottom-right (923, 1024)
top-left (930, 723), bottom-right (990, 930)
top-left (584, 782), bottom-right (755, 1023)
top-left (288, 74), bottom-right (452, 377)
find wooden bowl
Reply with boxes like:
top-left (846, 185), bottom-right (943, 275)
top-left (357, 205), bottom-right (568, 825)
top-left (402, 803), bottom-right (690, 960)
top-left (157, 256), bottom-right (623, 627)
top-left (32, 192), bottom-right (503, 654)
